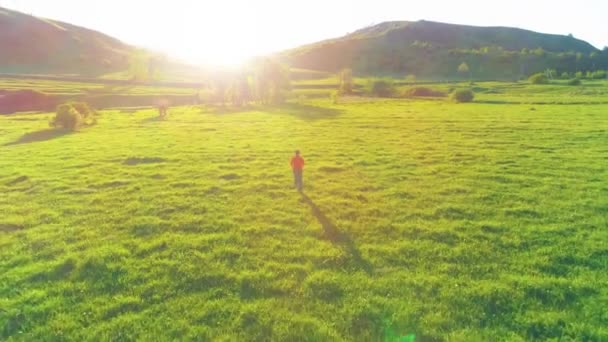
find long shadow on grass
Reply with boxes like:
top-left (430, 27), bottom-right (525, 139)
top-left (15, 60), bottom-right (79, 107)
top-left (476, 100), bottom-right (608, 105)
top-left (300, 192), bottom-right (373, 274)
top-left (4, 128), bottom-right (69, 146)
top-left (141, 115), bottom-right (167, 124)
top-left (266, 103), bottom-right (342, 121)
top-left (209, 105), bottom-right (257, 115)
top-left (209, 103), bottom-right (342, 121)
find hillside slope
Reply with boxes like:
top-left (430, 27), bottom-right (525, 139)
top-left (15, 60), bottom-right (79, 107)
top-left (0, 7), bottom-right (133, 76)
top-left (283, 21), bottom-right (603, 78)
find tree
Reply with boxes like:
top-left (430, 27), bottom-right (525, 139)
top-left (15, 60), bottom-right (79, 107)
top-left (458, 62), bottom-right (471, 79)
top-left (338, 68), bottom-right (353, 94)
top-left (252, 58), bottom-right (290, 104)
top-left (590, 52), bottom-right (599, 70)
top-left (576, 52), bottom-right (584, 71)
top-left (229, 75), bottom-right (252, 106)
top-left (129, 50), bottom-right (160, 82)
top-left (147, 55), bottom-right (167, 81)
top-left (129, 51), bottom-right (150, 81)
top-left (211, 76), bottom-right (228, 106)
top-left (534, 47), bottom-right (546, 57)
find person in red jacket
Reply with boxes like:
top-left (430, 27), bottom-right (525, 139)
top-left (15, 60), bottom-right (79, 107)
top-left (290, 150), bottom-right (305, 191)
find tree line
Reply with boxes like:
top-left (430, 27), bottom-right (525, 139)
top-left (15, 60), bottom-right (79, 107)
top-left (129, 53), bottom-right (291, 106)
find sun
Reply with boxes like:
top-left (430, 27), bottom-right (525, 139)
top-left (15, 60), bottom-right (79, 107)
top-left (147, 3), bottom-right (267, 68)
top-left (175, 47), bottom-right (254, 68)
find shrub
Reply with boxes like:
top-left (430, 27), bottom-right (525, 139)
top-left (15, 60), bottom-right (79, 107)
top-left (591, 70), bottom-right (607, 79)
top-left (69, 101), bottom-right (96, 119)
top-left (52, 104), bottom-right (82, 131)
top-left (575, 71), bottom-right (584, 79)
top-left (529, 73), bottom-right (549, 84)
top-left (567, 78), bottom-right (582, 86)
top-left (451, 89), bottom-right (475, 103)
top-left (403, 87), bottom-right (446, 98)
top-left (51, 102), bottom-right (97, 131)
top-left (367, 79), bottom-right (396, 97)
top-left (560, 72), bottom-right (570, 79)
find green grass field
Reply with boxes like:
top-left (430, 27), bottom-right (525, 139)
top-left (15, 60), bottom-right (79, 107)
top-left (1, 87), bottom-right (608, 340)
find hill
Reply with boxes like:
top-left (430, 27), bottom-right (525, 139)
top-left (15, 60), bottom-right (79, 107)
top-left (0, 7), bottom-right (133, 76)
top-left (283, 20), bottom-right (605, 79)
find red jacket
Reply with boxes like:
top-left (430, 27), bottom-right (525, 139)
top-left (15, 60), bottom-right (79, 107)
top-left (291, 156), bottom-right (305, 170)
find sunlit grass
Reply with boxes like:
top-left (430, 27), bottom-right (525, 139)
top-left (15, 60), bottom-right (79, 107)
top-left (1, 92), bottom-right (607, 340)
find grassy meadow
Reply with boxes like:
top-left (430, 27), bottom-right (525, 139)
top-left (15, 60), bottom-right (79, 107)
top-left (1, 82), bottom-right (608, 341)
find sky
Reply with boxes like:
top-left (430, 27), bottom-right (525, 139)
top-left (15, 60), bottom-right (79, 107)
top-left (2, 0), bottom-right (608, 66)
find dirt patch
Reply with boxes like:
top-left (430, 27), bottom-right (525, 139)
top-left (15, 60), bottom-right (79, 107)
top-left (220, 173), bottom-right (240, 180)
top-left (205, 186), bottom-right (221, 195)
top-left (92, 181), bottom-right (130, 189)
top-left (0, 223), bottom-right (24, 232)
top-left (0, 90), bottom-right (58, 114)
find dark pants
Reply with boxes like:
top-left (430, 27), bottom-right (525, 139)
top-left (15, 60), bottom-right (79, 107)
top-left (293, 169), bottom-right (303, 191)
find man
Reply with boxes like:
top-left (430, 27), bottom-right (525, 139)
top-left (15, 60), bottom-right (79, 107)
top-left (290, 150), bottom-right (305, 191)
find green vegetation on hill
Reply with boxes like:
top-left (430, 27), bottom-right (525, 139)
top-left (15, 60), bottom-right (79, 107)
top-left (1, 81), bottom-right (607, 340)
top-left (283, 20), bottom-right (607, 79)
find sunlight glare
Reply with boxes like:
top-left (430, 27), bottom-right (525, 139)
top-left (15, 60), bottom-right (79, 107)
top-left (148, 1), bottom-right (269, 66)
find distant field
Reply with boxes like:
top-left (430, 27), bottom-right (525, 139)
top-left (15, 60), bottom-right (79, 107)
top-left (5, 76), bottom-right (607, 103)
top-left (1, 84), bottom-right (608, 340)
top-left (0, 77), bottom-right (199, 113)
top-left (0, 78), bottom-right (197, 96)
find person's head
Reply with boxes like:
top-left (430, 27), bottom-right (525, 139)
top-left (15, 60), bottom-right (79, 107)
top-left (295, 150), bottom-right (300, 156)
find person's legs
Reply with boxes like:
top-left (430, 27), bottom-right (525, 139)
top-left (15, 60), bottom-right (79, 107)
top-left (295, 169), bottom-right (303, 191)
top-left (293, 170), bottom-right (302, 190)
